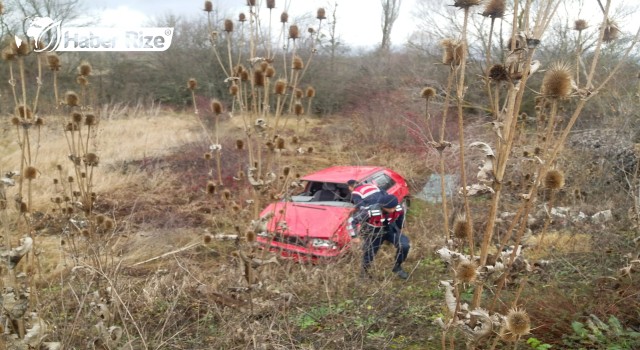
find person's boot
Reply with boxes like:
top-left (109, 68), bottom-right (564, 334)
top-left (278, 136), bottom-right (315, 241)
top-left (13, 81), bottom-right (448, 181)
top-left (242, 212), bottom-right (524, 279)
top-left (392, 265), bottom-right (409, 280)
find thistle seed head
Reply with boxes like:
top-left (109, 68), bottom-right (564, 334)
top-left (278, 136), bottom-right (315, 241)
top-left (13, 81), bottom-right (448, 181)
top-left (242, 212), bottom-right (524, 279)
top-left (76, 75), bottom-right (88, 86)
top-left (236, 139), bottom-right (244, 150)
top-left (482, 0), bottom-right (505, 18)
top-left (96, 215), bottom-right (105, 225)
top-left (229, 84), bottom-right (239, 96)
top-left (15, 105), bottom-right (33, 119)
top-left (266, 0), bottom-right (275, 9)
top-left (11, 116), bottom-right (20, 126)
top-left (211, 99), bottom-right (223, 114)
top-left (1, 46), bottom-right (16, 61)
top-left (65, 91), bottom-right (80, 106)
top-left (78, 61), bottom-right (92, 76)
top-left (289, 24), bottom-right (299, 39)
top-left (71, 112), bottom-right (83, 124)
top-left (85, 114), bottom-right (96, 126)
top-left (283, 166), bottom-right (290, 176)
top-left (295, 88), bottom-right (303, 99)
top-left (35, 117), bottom-right (44, 126)
top-left (280, 11), bottom-right (288, 23)
top-left (247, 0), bottom-right (256, 6)
top-left (84, 153), bottom-right (99, 166)
top-left (506, 308), bottom-right (531, 336)
top-left (204, 234), bottom-right (212, 243)
top-left (204, 0), bottom-right (213, 12)
top-left (253, 69), bottom-right (265, 87)
top-left (455, 260), bottom-right (477, 283)
top-left (204, 152), bottom-right (212, 160)
top-left (239, 12), bottom-right (246, 22)
top-left (499, 326), bottom-right (518, 342)
top-left (574, 19), bottom-right (588, 31)
top-left (306, 86), bottom-right (316, 98)
top-left (602, 19), bottom-right (620, 43)
top-left (246, 231), bottom-right (256, 242)
top-left (224, 19), bottom-right (234, 33)
top-left (46, 52), bottom-right (61, 71)
top-left (489, 64), bottom-right (510, 82)
top-left (307, 146), bottom-right (313, 153)
top-left (104, 218), bottom-right (115, 230)
top-left (292, 56), bottom-right (303, 70)
top-left (420, 86), bottom-right (436, 99)
top-left (223, 189), bottom-right (231, 200)
top-left (265, 66), bottom-right (275, 78)
top-left (24, 166), bottom-right (38, 180)
top-left (240, 70), bottom-right (249, 81)
top-left (187, 78), bottom-right (197, 90)
top-left (541, 62), bottom-right (573, 99)
top-left (294, 103), bottom-right (304, 116)
top-left (453, 0), bottom-right (481, 9)
top-left (453, 214), bottom-right (472, 240)
top-left (274, 79), bottom-right (287, 95)
top-left (317, 8), bottom-right (326, 20)
top-left (441, 39), bottom-right (463, 66)
top-left (13, 38), bottom-right (31, 56)
top-left (206, 181), bottom-right (216, 194)
top-left (544, 169), bottom-right (565, 190)
top-left (276, 137), bottom-right (285, 149)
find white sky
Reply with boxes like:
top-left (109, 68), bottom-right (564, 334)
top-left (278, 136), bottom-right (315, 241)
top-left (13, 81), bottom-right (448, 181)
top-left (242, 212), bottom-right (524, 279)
top-left (90, 1), bottom-right (638, 49)
top-left (93, 0), bottom-right (417, 49)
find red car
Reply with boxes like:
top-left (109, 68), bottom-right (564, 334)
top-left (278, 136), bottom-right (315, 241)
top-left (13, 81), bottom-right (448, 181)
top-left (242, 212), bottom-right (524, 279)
top-left (256, 166), bottom-right (410, 262)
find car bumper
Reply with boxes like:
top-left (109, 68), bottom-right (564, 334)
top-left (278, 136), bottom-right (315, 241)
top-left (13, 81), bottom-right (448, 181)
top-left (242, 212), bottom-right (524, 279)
top-left (256, 237), bottom-right (344, 262)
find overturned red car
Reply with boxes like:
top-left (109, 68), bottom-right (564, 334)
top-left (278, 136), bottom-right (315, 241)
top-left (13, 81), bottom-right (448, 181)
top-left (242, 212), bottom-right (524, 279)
top-left (256, 166), bottom-right (410, 262)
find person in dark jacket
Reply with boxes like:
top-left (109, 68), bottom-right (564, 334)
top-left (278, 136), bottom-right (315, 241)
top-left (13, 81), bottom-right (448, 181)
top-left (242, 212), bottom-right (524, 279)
top-left (350, 191), bottom-right (410, 280)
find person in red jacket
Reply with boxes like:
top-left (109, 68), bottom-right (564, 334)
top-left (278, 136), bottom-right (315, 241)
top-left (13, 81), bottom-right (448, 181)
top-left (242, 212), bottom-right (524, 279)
top-left (348, 185), bottom-right (410, 280)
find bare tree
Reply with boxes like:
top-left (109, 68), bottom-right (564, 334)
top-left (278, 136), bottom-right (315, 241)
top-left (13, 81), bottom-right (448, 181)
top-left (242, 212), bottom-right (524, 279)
top-left (380, 0), bottom-right (401, 52)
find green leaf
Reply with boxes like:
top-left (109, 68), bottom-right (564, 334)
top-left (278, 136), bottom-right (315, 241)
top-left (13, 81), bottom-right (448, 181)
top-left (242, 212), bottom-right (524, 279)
top-left (572, 321), bottom-right (588, 337)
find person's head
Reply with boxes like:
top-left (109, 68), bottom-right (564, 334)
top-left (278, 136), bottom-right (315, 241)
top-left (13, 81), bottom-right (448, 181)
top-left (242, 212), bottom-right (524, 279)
top-left (347, 179), bottom-right (358, 192)
top-left (381, 194), bottom-right (398, 213)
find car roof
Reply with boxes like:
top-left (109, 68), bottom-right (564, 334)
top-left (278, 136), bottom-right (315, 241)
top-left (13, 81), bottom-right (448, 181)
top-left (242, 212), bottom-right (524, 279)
top-left (301, 166), bottom-right (385, 183)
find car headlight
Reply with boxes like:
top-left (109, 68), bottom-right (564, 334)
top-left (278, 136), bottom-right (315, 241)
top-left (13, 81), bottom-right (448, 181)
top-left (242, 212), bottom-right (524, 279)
top-left (309, 238), bottom-right (337, 249)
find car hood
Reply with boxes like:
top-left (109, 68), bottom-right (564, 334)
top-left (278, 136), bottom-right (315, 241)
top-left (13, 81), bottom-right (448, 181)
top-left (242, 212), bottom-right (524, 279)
top-left (260, 202), bottom-right (354, 239)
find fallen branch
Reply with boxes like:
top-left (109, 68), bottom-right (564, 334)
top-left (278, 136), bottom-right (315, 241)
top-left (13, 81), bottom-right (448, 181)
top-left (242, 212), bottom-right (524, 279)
top-left (130, 242), bottom-right (201, 267)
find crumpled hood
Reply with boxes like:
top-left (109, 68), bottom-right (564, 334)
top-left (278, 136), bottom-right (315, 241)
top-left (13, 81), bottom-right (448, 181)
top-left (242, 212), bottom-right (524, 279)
top-left (260, 202), bottom-right (354, 239)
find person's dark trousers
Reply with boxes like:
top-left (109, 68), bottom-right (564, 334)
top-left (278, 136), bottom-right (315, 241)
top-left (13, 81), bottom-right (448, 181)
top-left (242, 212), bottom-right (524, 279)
top-left (362, 224), bottom-right (410, 271)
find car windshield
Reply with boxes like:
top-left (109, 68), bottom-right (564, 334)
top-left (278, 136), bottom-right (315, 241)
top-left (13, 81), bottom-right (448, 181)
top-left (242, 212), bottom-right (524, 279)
top-left (290, 181), bottom-right (354, 207)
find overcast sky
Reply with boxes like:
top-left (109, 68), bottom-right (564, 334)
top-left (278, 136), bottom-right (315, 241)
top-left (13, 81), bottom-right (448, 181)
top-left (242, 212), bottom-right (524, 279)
top-left (88, 0), bottom-right (417, 49)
